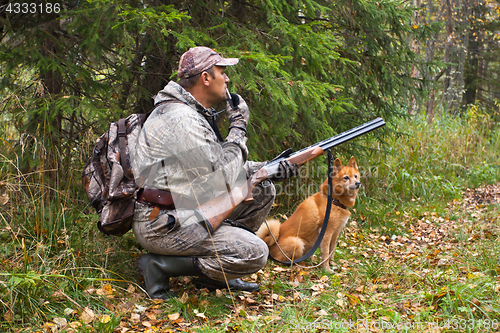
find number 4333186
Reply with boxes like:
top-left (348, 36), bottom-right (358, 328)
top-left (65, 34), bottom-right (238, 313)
top-left (5, 2), bottom-right (61, 14)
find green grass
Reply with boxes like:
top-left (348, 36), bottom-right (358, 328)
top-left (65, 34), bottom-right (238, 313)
top-left (355, 109), bottom-right (500, 230)
top-left (1, 107), bottom-right (500, 331)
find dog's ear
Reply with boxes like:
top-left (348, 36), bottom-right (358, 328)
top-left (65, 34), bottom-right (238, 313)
top-left (348, 156), bottom-right (358, 170)
top-left (332, 158), bottom-right (343, 175)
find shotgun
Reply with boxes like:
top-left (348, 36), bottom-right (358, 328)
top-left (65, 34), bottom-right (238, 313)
top-left (194, 117), bottom-right (386, 233)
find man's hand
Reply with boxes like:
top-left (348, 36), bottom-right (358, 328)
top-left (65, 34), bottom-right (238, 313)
top-left (272, 160), bottom-right (299, 181)
top-left (226, 94), bottom-right (249, 132)
top-left (225, 94), bottom-right (250, 159)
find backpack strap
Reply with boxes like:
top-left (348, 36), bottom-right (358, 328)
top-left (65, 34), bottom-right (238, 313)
top-left (117, 100), bottom-right (179, 180)
top-left (117, 118), bottom-right (130, 178)
top-left (207, 115), bottom-right (224, 142)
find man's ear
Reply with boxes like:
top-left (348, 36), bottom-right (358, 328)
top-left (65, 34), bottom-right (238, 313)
top-left (200, 72), bottom-right (211, 86)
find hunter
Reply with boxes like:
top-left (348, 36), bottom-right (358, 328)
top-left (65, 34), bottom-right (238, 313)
top-left (130, 46), bottom-right (297, 299)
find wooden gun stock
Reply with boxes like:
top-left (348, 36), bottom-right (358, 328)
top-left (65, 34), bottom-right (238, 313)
top-left (286, 146), bottom-right (324, 167)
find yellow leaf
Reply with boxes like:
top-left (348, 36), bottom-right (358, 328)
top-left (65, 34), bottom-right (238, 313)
top-left (96, 284), bottom-right (114, 296)
top-left (99, 315), bottom-right (111, 324)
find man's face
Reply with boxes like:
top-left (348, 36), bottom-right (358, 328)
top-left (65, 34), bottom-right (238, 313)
top-left (206, 66), bottom-right (230, 106)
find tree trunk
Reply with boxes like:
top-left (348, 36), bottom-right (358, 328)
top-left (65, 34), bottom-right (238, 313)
top-left (462, 0), bottom-right (481, 108)
top-left (409, 0), bottom-right (421, 114)
top-left (425, 0), bottom-right (439, 124)
top-left (40, 20), bottom-right (63, 182)
top-left (135, 35), bottom-right (177, 114)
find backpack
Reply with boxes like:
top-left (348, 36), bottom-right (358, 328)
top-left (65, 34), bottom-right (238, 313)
top-left (82, 101), bottom-right (170, 236)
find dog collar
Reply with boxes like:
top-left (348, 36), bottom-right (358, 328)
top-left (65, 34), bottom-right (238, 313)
top-left (332, 199), bottom-right (347, 210)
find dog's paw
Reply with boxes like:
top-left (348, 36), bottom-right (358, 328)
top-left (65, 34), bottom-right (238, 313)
top-left (322, 262), bottom-right (339, 273)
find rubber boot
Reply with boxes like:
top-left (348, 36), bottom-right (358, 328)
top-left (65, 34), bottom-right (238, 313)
top-left (136, 253), bottom-right (199, 300)
top-left (193, 277), bottom-right (260, 292)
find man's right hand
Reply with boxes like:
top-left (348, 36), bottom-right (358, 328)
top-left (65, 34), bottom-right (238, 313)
top-left (226, 94), bottom-right (249, 132)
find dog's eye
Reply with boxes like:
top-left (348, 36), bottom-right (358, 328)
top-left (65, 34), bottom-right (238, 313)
top-left (355, 175), bottom-right (358, 179)
top-left (344, 176), bottom-right (349, 180)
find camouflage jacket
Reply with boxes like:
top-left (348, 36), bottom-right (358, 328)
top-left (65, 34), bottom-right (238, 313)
top-left (130, 81), bottom-right (262, 219)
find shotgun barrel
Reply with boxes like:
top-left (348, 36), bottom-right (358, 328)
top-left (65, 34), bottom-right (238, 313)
top-left (195, 117), bottom-right (386, 234)
top-left (263, 117), bottom-right (386, 178)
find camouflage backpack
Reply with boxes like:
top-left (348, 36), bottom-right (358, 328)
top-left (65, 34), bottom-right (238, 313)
top-left (82, 101), bottom-right (170, 236)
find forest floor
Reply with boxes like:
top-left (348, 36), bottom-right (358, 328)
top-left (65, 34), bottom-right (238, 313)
top-left (36, 183), bottom-right (500, 333)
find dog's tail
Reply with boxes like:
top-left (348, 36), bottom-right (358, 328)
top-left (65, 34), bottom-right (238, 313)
top-left (256, 219), bottom-right (281, 246)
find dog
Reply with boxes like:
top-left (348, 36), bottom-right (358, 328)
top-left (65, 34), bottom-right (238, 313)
top-left (257, 156), bottom-right (361, 271)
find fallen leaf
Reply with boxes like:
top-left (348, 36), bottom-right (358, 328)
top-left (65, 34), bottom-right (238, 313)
top-left (134, 304), bottom-right (148, 313)
top-left (130, 313), bottom-right (141, 325)
top-left (64, 307), bottom-right (76, 316)
top-left (83, 287), bottom-right (96, 295)
top-left (335, 299), bottom-right (346, 308)
top-left (316, 309), bottom-right (328, 316)
top-left (80, 307), bottom-right (95, 324)
top-left (346, 294), bottom-right (361, 306)
top-left (126, 284), bottom-right (135, 293)
top-left (99, 315), bottom-right (111, 324)
top-left (179, 292), bottom-right (189, 304)
top-left (194, 309), bottom-right (207, 319)
top-left (0, 193), bottom-right (9, 205)
top-left (168, 313), bottom-right (180, 321)
top-left (53, 317), bottom-right (67, 328)
top-left (69, 321), bottom-right (82, 329)
top-left (145, 312), bottom-right (157, 321)
top-left (50, 291), bottom-right (65, 301)
top-left (3, 310), bottom-right (13, 321)
top-left (96, 284), bottom-right (115, 297)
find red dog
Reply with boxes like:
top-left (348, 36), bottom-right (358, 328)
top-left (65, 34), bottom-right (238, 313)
top-left (257, 157), bottom-right (361, 270)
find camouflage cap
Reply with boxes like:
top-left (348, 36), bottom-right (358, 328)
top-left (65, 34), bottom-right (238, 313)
top-left (177, 46), bottom-right (239, 79)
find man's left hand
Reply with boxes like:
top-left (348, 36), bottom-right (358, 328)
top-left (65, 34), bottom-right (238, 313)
top-left (272, 160), bottom-right (299, 181)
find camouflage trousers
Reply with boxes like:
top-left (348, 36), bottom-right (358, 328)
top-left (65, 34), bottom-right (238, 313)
top-left (132, 180), bottom-right (275, 281)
